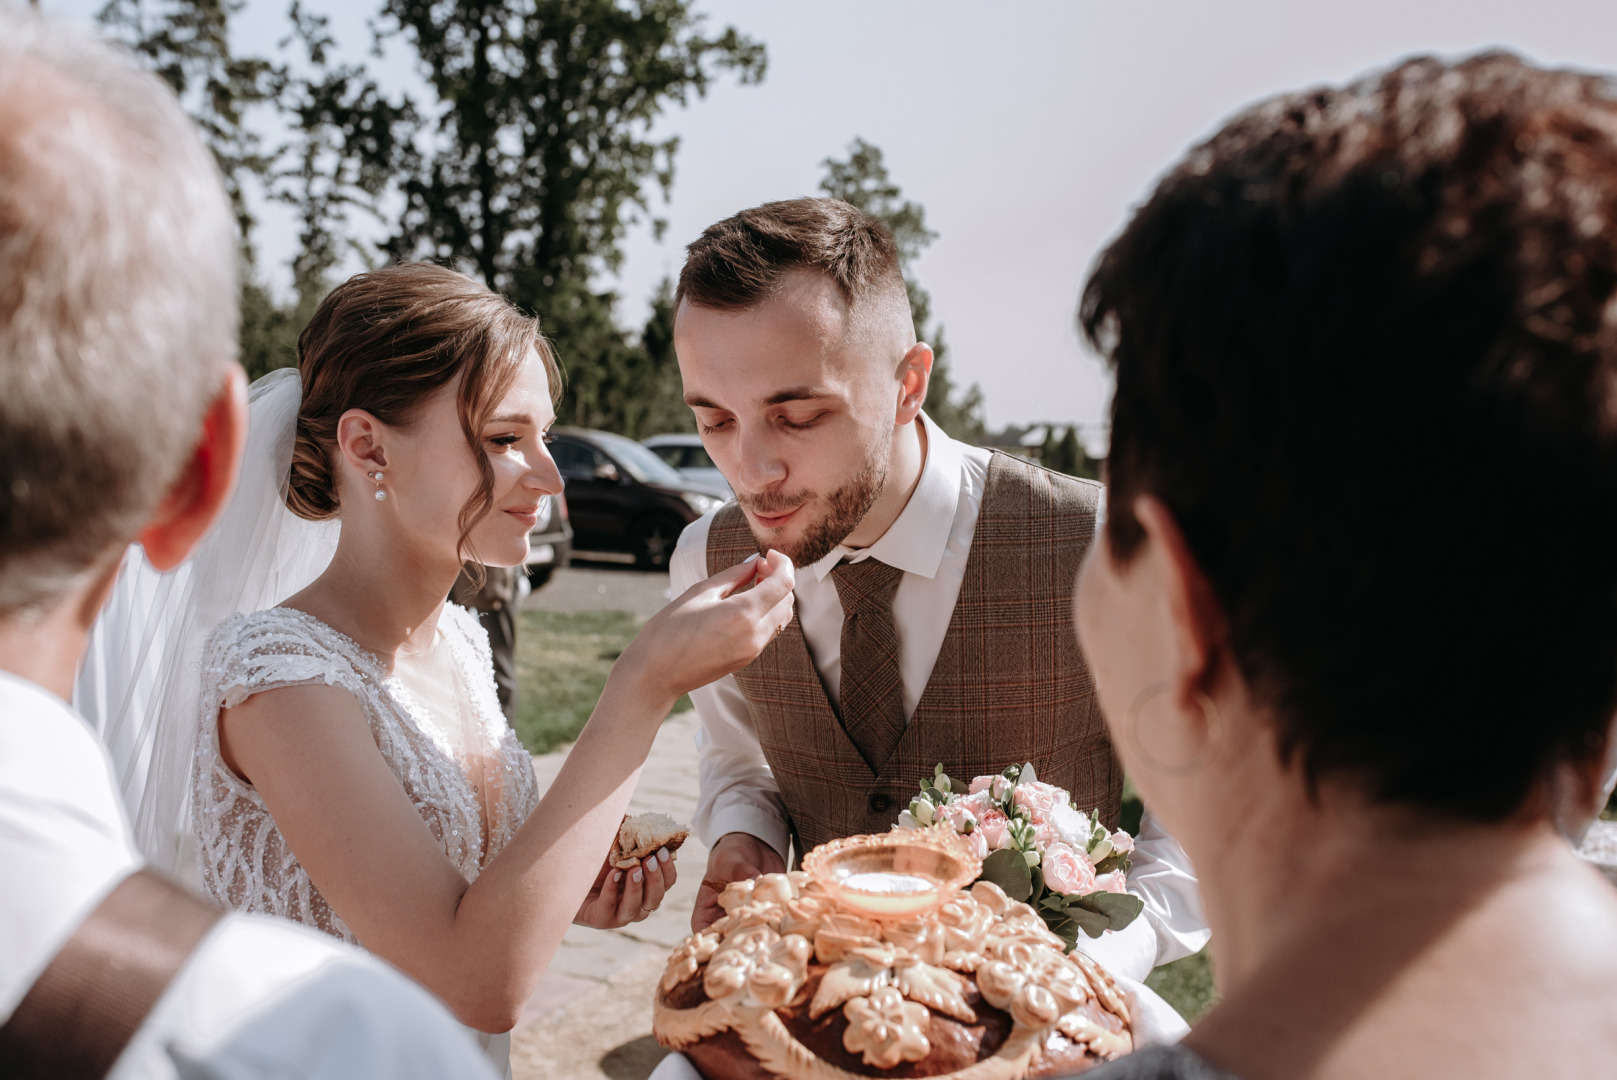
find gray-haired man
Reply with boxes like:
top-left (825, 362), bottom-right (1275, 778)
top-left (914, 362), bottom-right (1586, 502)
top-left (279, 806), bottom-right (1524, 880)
top-left (0, 11), bottom-right (495, 1077)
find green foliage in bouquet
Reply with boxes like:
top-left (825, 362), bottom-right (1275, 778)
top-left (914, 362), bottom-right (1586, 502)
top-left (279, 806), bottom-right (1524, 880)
top-left (905, 763), bottom-right (1143, 950)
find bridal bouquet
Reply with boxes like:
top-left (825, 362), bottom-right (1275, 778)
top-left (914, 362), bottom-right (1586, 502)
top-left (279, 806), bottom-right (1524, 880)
top-left (895, 762), bottom-right (1144, 948)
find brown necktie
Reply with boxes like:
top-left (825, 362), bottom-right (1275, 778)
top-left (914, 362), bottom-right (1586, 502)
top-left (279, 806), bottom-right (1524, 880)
top-left (831, 558), bottom-right (907, 772)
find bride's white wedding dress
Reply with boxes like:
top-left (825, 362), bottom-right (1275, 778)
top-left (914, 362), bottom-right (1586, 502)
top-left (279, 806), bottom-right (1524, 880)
top-left (191, 602), bottom-right (539, 1074)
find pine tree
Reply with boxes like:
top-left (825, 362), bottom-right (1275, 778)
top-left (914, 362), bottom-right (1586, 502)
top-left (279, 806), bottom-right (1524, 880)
top-left (819, 137), bottom-right (987, 443)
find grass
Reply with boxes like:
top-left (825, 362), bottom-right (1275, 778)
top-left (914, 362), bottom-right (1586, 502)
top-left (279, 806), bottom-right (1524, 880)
top-left (511, 608), bottom-right (689, 755)
top-left (1147, 948), bottom-right (1219, 1023)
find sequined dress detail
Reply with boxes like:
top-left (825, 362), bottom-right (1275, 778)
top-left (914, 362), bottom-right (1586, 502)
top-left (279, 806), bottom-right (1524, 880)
top-left (191, 605), bottom-right (539, 943)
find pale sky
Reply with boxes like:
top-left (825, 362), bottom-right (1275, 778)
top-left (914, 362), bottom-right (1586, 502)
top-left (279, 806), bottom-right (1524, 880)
top-left (50, 0), bottom-right (1617, 438)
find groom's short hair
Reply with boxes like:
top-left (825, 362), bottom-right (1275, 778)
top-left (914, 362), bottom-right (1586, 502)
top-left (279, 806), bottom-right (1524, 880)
top-left (0, 11), bottom-right (236, 616)
top-left (677, 197), bottom-right (911, 335)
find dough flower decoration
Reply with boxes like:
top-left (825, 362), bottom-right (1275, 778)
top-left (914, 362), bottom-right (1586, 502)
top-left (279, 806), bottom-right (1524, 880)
top-left (703, 927), bottom-right (812, 1010)
top-left (809, 941), bottom-right (976, 1023)
top-left (841, 987), bottom-right (932, 1069)
top-left (652, 839), bottom-right (1134, 1080)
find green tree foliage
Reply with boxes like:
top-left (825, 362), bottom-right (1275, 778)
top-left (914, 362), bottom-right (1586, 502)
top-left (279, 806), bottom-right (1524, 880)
top-left (1040, 425), bottom-right (1099, 481)
top-left (375, 0), bottom-right (764, 431)
top-left (819, 138), bottom-right (987, 444)
top-left (104, 0), bottom-right (761, 427)
top-left (98, 0), bottom-right (282, 246)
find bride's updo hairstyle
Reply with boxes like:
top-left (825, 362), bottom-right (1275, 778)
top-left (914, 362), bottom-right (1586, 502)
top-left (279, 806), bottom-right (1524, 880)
top-left (286, 262), bottom-right (559, 558)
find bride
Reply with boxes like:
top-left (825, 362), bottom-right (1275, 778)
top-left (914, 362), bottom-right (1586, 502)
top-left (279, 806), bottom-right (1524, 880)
top-left (107, 262), bottom-right (793, 1074)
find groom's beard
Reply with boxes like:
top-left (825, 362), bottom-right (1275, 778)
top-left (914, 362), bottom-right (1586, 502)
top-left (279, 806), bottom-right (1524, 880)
top-left (740, 446), bottom-right (890, 567)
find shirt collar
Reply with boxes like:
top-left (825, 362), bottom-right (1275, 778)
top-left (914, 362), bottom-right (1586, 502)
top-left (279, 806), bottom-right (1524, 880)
top-left (808, 411), bottom-right (965, 582)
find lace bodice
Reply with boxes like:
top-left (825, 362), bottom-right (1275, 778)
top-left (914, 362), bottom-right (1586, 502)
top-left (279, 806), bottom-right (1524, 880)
top-left (192, 605), bottom-right (540, 943)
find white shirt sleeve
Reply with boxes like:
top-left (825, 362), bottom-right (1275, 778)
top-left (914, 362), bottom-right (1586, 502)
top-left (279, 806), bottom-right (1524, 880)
top-left (672, 514), bottom-right (791, 863)
top-left (133, 919), bottom-right (500, 1080)
top-left (1127, 810), bottom-right (1212, 968)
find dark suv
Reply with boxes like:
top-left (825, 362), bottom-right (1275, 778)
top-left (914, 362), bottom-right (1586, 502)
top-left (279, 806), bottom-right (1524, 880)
top-left (548, 427), bottom-right (731, 567)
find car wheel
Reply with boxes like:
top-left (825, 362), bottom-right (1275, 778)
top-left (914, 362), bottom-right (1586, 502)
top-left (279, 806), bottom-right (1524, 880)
top-left (631, 515), bottom-right (683, 569)
top-left (526, 565), bottom-right (554, 589)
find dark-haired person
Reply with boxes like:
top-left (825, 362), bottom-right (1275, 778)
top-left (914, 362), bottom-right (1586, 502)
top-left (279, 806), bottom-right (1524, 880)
top-left (1073, 53), bottom-right (1617, 1080)
top-left (0, 11), bottom-right (497, 1077)
top-left (667, 197), bottom-right (1209, 996)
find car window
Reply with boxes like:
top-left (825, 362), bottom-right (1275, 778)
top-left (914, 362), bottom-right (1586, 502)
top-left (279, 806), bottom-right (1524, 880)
top-left (550, 439), bottom-right (599, 477)
top-left (680, 445), bottom-right (717, 470)
top-left (591, 431), bottom-right (686, 486)
top-left (649, 444), bottom-right (681, 467)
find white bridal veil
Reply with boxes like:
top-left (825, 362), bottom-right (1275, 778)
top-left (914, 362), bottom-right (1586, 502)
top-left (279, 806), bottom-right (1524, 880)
top-left (75, 368), bottom-right (340, 879)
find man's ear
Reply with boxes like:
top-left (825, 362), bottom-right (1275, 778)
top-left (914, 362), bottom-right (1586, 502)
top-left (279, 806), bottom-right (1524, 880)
top-left (1133, 495), bottom-right (1228, 701)
top-left (138, 366), bottom-right (248, 572)
top-left (896, 341), bottom-right (933, 423)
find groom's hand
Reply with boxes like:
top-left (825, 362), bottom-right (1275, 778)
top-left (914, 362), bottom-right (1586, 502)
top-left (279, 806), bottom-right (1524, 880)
top-left (691, 832), bottom-right (786, 931)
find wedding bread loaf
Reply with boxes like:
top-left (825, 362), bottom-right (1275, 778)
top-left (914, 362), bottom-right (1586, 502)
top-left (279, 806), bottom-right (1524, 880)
top-left (653, 835), bottom-right (1133, 1080)
top-left (613, 812), bottom-right (690, 869)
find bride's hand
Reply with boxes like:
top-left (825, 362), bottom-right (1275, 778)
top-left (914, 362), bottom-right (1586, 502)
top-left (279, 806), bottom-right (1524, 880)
top-left (574, 847), bottom-right (677, 928)
top-left (615, 550), bottom-right (795, 708)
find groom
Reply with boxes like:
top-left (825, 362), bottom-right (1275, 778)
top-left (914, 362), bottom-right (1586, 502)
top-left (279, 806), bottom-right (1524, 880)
top-left (669, 198), bottom-right (1206, 977)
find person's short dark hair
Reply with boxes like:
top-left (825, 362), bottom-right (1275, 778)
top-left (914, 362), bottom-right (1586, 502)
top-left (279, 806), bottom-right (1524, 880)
top-left (1081, 53), bottom-right (1617, 822)
top-left (677, 197), bottom-right (906, 315)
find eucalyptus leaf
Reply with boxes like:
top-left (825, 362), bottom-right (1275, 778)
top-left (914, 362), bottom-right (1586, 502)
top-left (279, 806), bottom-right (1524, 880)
top-left (1063, 905), bottom-right (1113, 939)
top-left (979, 848), bottom-right (1033, 902)
top-left (1068, 891), bottom-right (1145, 934)
top-left (950, 776), bottom-right (973, 795)
top-left (1092, 853), bottom-right (1132, 876)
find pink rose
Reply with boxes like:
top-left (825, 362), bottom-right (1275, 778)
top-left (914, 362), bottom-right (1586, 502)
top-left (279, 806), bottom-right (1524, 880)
top-left (1108, 830), bottom-right (1135, 856)
top-left (1094, 870), bottom-right (1128, 894)
top-left (957, 790), bottom-right (996, 815)
top-left (934, 802), bottom-right (977, 835)
top-left (1031, 821), bottom-right (1059, 849)
top-left (1012, 780), bottom-right (1065, 818)
top-left (976, 808), bottom-right (1012, 851)
top-left (1040, 842), bottom-right (1097, 896)
top-left (970, 775), bottom-right (1012, 801)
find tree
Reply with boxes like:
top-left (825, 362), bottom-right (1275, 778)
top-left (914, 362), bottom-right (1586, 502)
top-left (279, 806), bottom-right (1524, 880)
top-left (1039, 425), bottom-right (1099, 481)
top-left (98, 0), bottom-right (282, 250)
top-left (375, 0), bottom-right (765, 428)
top-left (819, 137), bottom-right (987, 443)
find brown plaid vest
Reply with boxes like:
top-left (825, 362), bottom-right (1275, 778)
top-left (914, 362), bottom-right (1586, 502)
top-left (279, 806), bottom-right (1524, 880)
top-left (706, 451), bottom-right (1122, 855)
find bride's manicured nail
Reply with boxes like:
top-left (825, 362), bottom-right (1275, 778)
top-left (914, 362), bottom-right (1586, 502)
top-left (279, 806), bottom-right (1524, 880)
top-left (613, 870), bottom-right (624, 884)
top-left (743, 552), bottom-right (760, 564)
top-left (658, 847), bottom-right (670, 862)
top-left (632, 869), bottom-right (644, 883)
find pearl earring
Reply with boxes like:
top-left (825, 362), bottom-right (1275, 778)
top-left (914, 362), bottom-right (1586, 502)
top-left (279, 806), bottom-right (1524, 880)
top-left (368, 470), bottom-right (387, 502)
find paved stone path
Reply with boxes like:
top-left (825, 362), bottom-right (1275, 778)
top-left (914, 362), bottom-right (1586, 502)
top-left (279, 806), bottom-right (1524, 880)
top-left (511, 707), bottom-right (705, 1080)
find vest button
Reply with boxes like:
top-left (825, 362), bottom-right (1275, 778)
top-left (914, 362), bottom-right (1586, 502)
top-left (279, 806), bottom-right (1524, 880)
top-left (868, 794), bottom-right (893, 814)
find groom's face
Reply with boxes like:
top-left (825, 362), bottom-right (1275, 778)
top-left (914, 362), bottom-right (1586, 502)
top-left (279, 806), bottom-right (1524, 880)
top-left (675, 271), bottom-right (903, 566)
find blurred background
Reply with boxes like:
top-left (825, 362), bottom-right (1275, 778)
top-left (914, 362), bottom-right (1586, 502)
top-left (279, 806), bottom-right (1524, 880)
top-left (38, 0), bottom-right (1617, 1072)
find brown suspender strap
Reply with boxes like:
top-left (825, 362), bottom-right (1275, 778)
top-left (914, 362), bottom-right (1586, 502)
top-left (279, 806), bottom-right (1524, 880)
top-left (0, 868), bottom-right (224, 1080)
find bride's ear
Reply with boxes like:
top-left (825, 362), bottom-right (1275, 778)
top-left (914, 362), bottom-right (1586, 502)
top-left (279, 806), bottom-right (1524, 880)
top-left (335, 408), bottom-right (389, 478)
top-left (138, 365), bottom-right (248, 571)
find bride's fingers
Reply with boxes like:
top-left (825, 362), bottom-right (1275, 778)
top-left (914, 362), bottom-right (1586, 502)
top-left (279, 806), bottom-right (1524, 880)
top-left (638, 852), bottom-right (670, 917)
top-left (616, 861), bottom-right (647, 925)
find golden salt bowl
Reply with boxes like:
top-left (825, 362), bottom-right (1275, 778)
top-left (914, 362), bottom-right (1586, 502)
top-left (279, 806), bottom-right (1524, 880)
top-left (802, 829), bottom-right (982, 919)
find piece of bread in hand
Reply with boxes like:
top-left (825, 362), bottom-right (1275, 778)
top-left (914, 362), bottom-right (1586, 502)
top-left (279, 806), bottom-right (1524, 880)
top-left (612, 811), bottom-right (690, 869)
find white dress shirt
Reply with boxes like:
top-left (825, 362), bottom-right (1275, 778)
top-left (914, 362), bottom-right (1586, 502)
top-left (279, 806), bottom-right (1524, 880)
top-left (671, 413), bottom-right (1211, 978)
top-left (0, 670), bottom-right (497, 1080)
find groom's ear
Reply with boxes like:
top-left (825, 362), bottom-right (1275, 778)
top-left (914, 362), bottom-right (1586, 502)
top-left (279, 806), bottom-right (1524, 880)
top-left (138, 364), bottom-right (249, 572)
top-left (895, 341), bottom-right (933, 424)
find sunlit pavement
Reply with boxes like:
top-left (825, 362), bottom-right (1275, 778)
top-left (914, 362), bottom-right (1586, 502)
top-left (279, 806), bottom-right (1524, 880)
top-left (511, 683), bottom-right (703, 1079)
